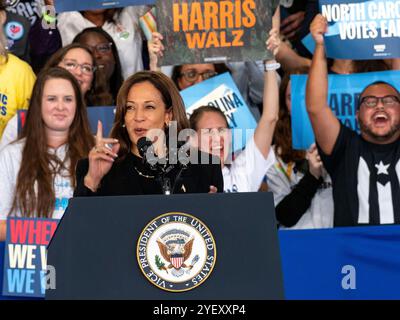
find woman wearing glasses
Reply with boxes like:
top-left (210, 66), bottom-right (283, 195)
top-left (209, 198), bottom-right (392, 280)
top-left (171, 63), bottom-right (230, 91)
top-left (0, 67), bottom-right (94, 241)
top-left (189, 29), bottom-right (281, 193)
top-left (73, 27), bottom-right (123, 104)
top-left (30, 1), bottom-right (149, 79)
top-left (0, 43), bottom-right (108, 150)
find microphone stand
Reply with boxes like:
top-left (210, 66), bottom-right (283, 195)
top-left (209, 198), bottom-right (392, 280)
top-left (138, 136), bottom-right (188, 195)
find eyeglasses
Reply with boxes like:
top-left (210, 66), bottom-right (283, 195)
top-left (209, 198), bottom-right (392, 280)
top-left (200, 127), bottom-right (229, 135)
top-left (89, 42), bottom-right (113, 54)
top-left (62, 59), bottom-right (96, 75)
top-left (180, 69), bottom-right (217, 83)
top-left (360, 95), bottom-right (400, 108)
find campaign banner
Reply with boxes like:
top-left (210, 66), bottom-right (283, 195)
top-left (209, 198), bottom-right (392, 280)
top-left (86, 106), bottom-right (116, 137)
top-left (291, 70), bottom-right (400, 150)
top-left (54, 0), bottom-right (154, 13)
top-left (320, 0), bottom-right (400, 59)
top-left (280, 225), bottom-right (400, 299)
top-left (2, 218), bottom-right (58, 298)
top-left (156, 0), bottom-right (280, 66)
top-left (18, 106), bottom-right (116, 137)
top-left (181, 72), bottom-right (257, 151)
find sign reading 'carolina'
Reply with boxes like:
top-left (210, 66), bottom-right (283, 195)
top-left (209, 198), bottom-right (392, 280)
top-left (137, 212), bottom-right (216, 292)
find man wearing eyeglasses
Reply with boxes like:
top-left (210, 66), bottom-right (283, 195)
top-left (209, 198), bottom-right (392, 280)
top-left (306, 14), bottom-right (400, 227)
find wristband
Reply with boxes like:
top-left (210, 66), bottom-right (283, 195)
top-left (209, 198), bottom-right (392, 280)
top-left (264, 60), bottom-right (281, 72)
top-left (43, 12), bottom-right (57, 24)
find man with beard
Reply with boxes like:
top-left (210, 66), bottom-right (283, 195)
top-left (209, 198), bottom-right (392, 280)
top-left (306, 14), bottom-right (400, 227)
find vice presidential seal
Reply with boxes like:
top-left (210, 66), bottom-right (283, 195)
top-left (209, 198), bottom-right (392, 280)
top-left (137, 212), bottom-right (216, 292)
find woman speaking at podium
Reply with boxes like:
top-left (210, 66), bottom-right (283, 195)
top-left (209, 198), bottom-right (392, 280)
top-left (74, 71), bottom-right (223, 196)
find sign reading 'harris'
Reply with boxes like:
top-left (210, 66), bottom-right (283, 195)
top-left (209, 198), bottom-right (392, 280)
top-left (156, 0), bottom-right (279, 65)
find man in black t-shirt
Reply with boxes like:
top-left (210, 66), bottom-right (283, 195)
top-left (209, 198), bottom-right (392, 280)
top-left (305, 14), bottom-right (400, 227)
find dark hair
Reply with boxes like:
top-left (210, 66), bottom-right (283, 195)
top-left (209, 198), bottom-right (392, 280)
top-left (274, 68), bottom-right (308, 163)
top-left (12, 67), bottom-right (94, 218)
top-left (0, 0), bottom-right (6, 10)
top-left (81, 9), bottom-right (123, 25)
top-left (353, 60), bottom-right (390, 73)
top-left (189, 105), bottom-right (229, 131)
top-left (44, 43), bottom-right (113, 106)
top-left (171, 63), bottom-right (231, 90)
top-left (73, 27), bottom-right (123, 103)
top-left (110, 71), bottom-right (190, 159)
top-left (357, 81), bottom-right (400, 110)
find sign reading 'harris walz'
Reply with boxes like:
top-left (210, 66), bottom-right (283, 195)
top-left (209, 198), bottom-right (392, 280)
top-left (2, 218), bottom-right (58, 297)
top-left (156, 0), bottom-right (279, 65)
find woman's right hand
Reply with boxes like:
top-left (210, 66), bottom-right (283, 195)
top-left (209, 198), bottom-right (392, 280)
top-left (148, 32), bottom-right (164, 71)
top-left (310, 14), bottom-right (328, 45)
top-left (306, 143), bottom-right (323, 180)
top-left (84, 121), bottom-right (120, 192)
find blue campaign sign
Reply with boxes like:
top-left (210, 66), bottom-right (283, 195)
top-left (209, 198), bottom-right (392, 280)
top-left (291, 70), bottom-right (400, 150)
top-left (2, 218), bottom-right (58, 298)
top-left (320, 0), bottom-right (400, 59)
top-left (55, 0), bottom-right (154, 13)
top-left (180, 72), bottom-right (257, 152)
top-left (280, 225), bottom-right (400, 299)
top-left (86, 106), bottom-right (116, 137)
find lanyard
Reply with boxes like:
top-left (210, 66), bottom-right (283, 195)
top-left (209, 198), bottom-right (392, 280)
top-left (276, 160), bottom-right (294, 183)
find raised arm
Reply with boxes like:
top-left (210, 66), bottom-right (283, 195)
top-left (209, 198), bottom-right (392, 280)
top-left (148, 32), bottom-right (164, 72)
top-left (305, 14), bottom-right (340, 155)
top-left (253, 28), bottom-right (280, 159)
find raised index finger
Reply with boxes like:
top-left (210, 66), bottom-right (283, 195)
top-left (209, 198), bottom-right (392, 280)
top-left (96, 120), bottom-right (103, 144)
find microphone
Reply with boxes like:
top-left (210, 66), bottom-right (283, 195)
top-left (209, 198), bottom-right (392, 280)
top-left (137, 137), bottom-right (153, 159)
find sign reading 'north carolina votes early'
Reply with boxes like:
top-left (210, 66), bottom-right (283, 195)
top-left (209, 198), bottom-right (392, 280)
top-left (320, 0), bottom-right (400, 59)
top-left (156, 0), bottom-right (279, 65)
top-left (137, 212), bottom-right (216, 292)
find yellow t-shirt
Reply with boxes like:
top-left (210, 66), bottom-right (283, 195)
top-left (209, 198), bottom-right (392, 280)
top-left (0, 54), bottom-right (36, 138)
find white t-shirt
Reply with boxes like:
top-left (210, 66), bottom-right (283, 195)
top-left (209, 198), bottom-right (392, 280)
top-left (58, 6), bottom-right (148, 79)
top-left (0, 114), bottom-right (18, 152)
top-left (266, 147), bottom-right (334, 229)
top-left (0, 139), bottom-right (73, 220)
top-left (223, 135), bottom-right (275, 193)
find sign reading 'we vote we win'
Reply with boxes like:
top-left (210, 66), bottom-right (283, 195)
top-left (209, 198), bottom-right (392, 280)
top-left (2, 218), bottom-right (58, 298)
top-left (319, 0), bottom-right (400, 59)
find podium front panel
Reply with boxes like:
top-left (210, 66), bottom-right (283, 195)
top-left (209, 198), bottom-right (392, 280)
top-left (47, 193), bottom-right (283, 300)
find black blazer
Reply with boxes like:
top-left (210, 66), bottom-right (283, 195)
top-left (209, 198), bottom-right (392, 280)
top-left (74, 151), bottom-right (223, 197)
